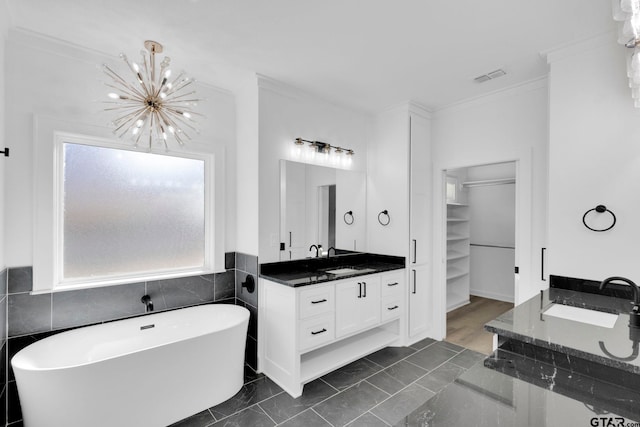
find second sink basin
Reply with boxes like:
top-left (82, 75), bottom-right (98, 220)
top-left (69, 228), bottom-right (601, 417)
top-left (543, 304), bottom-right (619, 328)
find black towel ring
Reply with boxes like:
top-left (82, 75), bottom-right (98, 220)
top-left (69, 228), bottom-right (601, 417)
top-left (582, 205), bottom-right (616, 232)
top-left (378, 210), bottom-right (390, 226)
top-left (343, 211), bottom-right (354, 225)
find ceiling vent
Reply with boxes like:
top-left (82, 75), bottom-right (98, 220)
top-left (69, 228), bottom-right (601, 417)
top-left (474, 69), bottom-right (506, 83)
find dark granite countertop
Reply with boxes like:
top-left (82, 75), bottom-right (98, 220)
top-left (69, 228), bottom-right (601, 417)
top-left (395, 353), bottom-right (640, 426)
top-left (259, 252), bottom-right (405, 287)
top-left (396, 277), bottom-right (640, 425)
top-left (485, 288), bottom-right (640, 375)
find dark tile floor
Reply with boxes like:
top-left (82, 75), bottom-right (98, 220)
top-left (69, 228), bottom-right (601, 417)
top-left (171, 339), bottom-right (485, 427)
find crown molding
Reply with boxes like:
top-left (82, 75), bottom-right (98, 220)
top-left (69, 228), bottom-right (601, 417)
top-left (375, 100), bottom-right (432, 119)
top-left (256, 73), bottom-right (374, 117)
top-left (408, 101), bottom-right (432, 119)
top-left (8, 27), bottom-right (234, 96)
top-left (433, 76), bottom-right (547, 117)
top-left (542, 31), bottom-right (617, 65)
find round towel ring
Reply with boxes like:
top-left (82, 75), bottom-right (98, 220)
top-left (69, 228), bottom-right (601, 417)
top-left (343, 210), bottom-right (354, 225)
top-left (582, 205), bottom-right (616, 232)
top-left (378, 210), bottom-right (390, 226)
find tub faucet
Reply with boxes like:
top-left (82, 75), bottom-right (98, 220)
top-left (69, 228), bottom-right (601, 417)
top-left (600, 276), bottom-right (640, 328)
top-left (309, 244), bottom-right (320, 257)
top-left (141, 295), bottom-right (154, 313)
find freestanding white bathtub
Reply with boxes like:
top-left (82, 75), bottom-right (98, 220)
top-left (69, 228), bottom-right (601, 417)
top-left (12, 304), bottom-right (250, 427)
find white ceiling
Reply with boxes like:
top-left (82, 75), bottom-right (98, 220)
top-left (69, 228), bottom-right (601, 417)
top-left (5, 0), bottom-right (615, 112)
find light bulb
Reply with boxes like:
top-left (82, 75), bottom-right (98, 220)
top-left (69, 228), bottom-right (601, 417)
top-left (108, 93), bottom-right (120, 99)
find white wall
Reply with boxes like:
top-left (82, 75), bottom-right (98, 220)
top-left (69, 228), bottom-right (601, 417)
top-left (367, 105), bottom-right (410, 257)
top-left (235, 74), bottom-right (260, 256)
top-left (547, 34), bottom-right (640, 282)
top-left (4, 29), bottom-right (237, 269)
top-left (432, 79), bottom-right (548, 305)
top-left (257, 77), bottom-right (370, 263)
top-left (0, 0), bottom-right (8, 270)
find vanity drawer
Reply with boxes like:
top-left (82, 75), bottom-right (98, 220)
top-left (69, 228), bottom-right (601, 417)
top-left (298, 313), bottom-right (335, 351)
top-left (381, 295), bottom-right (402, 322)
top-left (299, 285), bottom-right (335, 319)
top-left (381, 272), bottom-right (404, 298)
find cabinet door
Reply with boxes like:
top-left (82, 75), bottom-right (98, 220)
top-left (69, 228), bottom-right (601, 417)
top-left (335, 280), bottom-right (362, 338)
top-left (409, 113), bottom-right (431, 266)
top-left (359, 276), bottom-right (381, 330)
top-left (409, 266), bottom-right (431, 337)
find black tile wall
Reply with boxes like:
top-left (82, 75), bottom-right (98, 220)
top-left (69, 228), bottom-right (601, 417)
top-left (215, 270), bottom-right (236, 301)
top-left (2, 252), bottom-right (256, 426)
top-left (7, 269), bottom-right (30, 295)
top-left (52, 282), bottom-right (146, 330)
top-left (234, 252), bottom-right (259, 371)
top-left (147, 275), bottom-right (216, 311)
top-left (236, 270), bottom-right (258, 308)
top-left (225, 252), bottom-right (236, 270)
top-left (7, 293), bottom-right (51, 337)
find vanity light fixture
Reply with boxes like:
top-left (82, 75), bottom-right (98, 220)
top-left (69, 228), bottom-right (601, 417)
top-left (613, 0), bottom-right (640, 106)
top-left (293, 138), bottom-right (354, 166)
top-left (102, 40), bottom-right (202, 151)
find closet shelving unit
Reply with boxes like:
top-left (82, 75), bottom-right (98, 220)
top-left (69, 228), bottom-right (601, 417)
top-left (446, 203), bottom-right (470, 311)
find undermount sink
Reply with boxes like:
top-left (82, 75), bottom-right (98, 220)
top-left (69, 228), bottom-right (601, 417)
top-left (325, 267), bottom-right (376, 276)
top-left (543, 304), bottom-right (619, 328)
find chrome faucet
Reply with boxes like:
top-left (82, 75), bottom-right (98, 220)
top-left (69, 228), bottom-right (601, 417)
top-left (309, 244), bottom-right (320, 257)
top-left (600, 276), bottom-right (640, 328)
top-left (141, 295), bottom-right (154, 313)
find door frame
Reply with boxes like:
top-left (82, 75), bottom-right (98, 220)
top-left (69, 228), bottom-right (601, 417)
top-left (432, 151), bottom-right (534, 340)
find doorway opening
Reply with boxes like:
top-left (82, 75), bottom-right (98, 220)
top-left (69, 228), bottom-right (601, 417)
top-left (444, 161), bottom-right (516, 354)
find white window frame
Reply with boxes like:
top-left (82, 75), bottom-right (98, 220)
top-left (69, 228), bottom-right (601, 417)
top-left (34, 128), bottom-right (216, 293)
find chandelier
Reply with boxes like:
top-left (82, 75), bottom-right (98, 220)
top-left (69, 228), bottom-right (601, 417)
top-left (102, 40), bottom-right (200, 150)
top-left (613, 0), bottom-right (640, 106)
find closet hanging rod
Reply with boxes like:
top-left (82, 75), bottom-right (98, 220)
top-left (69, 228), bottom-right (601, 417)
top-left (470, 243), bottom-right (515, 250)
top-left (462, 178), bottom-right (515, 188)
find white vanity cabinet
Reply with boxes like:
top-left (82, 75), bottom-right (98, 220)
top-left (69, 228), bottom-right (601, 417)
top-left (258, 270), bottom-right (404, 397)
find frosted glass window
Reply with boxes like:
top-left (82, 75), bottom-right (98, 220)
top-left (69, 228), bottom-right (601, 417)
top-left (62, 143), bottom-right (206, 281)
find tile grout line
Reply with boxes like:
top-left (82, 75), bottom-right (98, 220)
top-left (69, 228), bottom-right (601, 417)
top-left (318, 376), bottom-right (340, 393)
top-left (363, 379), bottom-right (392, 397)
top-left (359, 345), bottom-right (473, 423)
top-left (311, 408), bottom-right (336, 427)
top-left (367, 410), bottom-right (392, 426)
top-left (256, 402), bottom-right (279, 426)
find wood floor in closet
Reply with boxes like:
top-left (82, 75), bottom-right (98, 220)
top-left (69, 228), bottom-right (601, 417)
top-left (446, 295), bottom-right (513, 355)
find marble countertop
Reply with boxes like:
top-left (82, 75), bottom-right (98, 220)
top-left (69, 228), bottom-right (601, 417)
top-left (395, 353), bottom-right (640, 426)
top-left (485, 288), bottom-right (640, 374)
top-left (396, 282), bottom-right (640, 425)
top-left (259, 252), bottom-right (405, 287)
